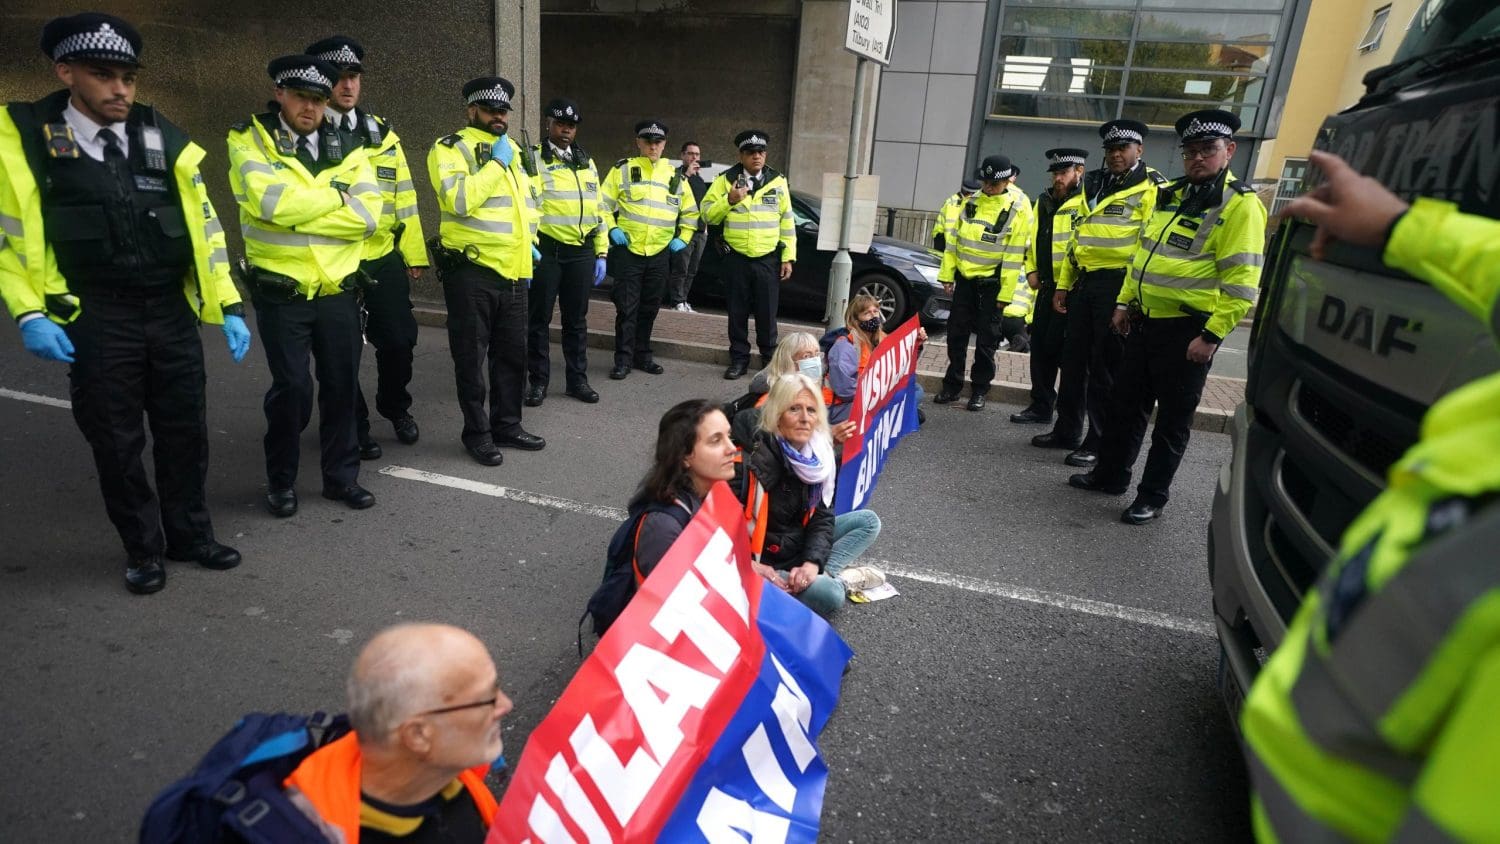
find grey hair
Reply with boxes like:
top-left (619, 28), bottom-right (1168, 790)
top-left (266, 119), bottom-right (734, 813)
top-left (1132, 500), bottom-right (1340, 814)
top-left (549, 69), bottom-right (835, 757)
top-left (755, 331), bottom-right (821, 390)
top-left (759, 372), bottom-right (829, 435)
top-left (346, 624), bottom-right (440, 742)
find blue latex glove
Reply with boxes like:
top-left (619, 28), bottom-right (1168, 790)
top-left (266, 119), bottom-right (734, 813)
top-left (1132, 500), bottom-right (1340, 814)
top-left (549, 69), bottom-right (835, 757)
top-left (532, 246), bottom-right (541, 261)
top-left (668, 237), bottom-right (687, 254)
top-left (493, 136), bottom-right (515, 167)
top-left (609, 227), bottom-right (629, 247)
top-left (20, 318), bottom-right (74, 363)
top-left (221, 315), bottom-right (251, 363)
top-left (592, 257), bottom-right (607, 286)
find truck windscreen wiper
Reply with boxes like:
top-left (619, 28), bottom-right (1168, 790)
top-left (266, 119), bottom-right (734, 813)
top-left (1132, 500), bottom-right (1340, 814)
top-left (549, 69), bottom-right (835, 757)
top-left (1363, 33), bottom-right (1500, 91)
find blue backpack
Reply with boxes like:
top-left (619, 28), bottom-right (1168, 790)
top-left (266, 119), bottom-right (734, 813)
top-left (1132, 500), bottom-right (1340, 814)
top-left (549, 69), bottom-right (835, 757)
top-left (139, 712), bottom-right (351, 844)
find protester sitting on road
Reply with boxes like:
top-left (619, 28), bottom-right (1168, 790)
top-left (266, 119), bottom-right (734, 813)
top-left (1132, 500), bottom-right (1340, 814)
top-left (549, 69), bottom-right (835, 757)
top-left (827, 294), bottom-right (926, 424)
top-left (734, 375), bottom-right (882, 616)
top-left (284, 623), bottom-right (512, 843)
top-left (632, 399), bottom-right (740, 579)
top-left (730, 331), bottom-right (837, 446)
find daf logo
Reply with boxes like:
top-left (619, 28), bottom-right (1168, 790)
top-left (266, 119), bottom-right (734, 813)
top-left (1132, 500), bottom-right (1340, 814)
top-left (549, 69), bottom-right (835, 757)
top-left (1316, 294), bottom-right (1421, 357)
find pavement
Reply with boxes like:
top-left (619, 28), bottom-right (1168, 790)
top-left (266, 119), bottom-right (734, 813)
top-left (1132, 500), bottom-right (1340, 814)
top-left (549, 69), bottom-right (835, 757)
top-left (412, 293), bottom-right (1249, 434)
top-left (0, 320), bottom-right (1251, 841)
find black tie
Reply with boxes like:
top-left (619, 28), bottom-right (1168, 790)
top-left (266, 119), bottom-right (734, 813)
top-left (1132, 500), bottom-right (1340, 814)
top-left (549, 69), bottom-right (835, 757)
top-left (343, 115), bottom-right (353, 132)
top-left (296, 136), bottom-right (315, 169)
top-left (99, 128), bottom-right (124, 161)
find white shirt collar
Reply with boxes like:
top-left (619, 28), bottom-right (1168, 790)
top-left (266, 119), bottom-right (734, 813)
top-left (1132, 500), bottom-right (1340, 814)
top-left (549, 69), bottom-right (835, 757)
top-left (279, 114), bottom-right (320, 160)
top-left (62, 98), bottom-right (128, 161)
top-left (325, 106), bottom-right (356, 132)
top-left (549, 141), bottom-right (572, 160)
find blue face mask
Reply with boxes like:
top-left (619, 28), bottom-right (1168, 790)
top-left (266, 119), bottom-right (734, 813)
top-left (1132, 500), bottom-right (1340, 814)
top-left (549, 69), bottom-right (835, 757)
top-left (797, 357), bottom-right (823, 381)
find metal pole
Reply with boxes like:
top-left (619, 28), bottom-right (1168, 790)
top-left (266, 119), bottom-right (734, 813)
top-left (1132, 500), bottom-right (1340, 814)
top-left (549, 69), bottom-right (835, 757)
top-left (825, 58), bottom-right (868, 325)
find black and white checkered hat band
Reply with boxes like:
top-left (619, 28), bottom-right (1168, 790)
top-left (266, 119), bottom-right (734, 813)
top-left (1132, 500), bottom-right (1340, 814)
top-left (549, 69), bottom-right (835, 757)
top-left (52, 24), bottom-right (137, 62)
top-left (740, 135), bottom-right (767, 147)
top-left (1183, 119), bottom-right (1231, 139)
top-left (640, 124), bottom-right (665, 136)
top-left (1049, 155), bottom-right (1086, 166)
top-left (467, 87), bottom-right (511, 107)
top-left (317, 46), bottom-right (360, 66)
top-left (1104, 127), bottom-right (1143, 143)
top-left (276, 66), bottom-right (333, 89)
top-left (983, 167), bottom-right (1014, 179)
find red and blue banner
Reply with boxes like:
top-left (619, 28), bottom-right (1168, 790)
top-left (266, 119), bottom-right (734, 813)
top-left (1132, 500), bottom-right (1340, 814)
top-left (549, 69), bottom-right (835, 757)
top-left (835, 315), bottom-right (922, 513)
top-left (491, 484), bottom-right (854, 843)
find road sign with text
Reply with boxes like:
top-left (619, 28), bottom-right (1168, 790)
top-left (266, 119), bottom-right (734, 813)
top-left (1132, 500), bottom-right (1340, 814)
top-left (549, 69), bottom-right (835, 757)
top-left (845, 0), bottom-right (896, 65)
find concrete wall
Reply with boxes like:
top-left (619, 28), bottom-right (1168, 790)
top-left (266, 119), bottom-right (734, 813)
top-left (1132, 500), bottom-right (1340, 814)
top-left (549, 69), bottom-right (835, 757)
top-left (1334, 0), bottom-right (1423, 111)
top-left (868, 0), bottom-right (988, 211)
top-left (786, 0), bottom-right (880, 192)
top-left (0, 0), bottom-right (497, 300)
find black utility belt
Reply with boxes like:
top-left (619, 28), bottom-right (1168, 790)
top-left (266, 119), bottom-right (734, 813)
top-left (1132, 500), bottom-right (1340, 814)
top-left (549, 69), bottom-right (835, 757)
top-left (69, 280), bottom-right (181, 300)
top-left (1076, 266), bottom-right (1126, 277)
top-left (243, 265), bottom-right (366, 303)
top-left (956, 273), bottom-right (1000, 283)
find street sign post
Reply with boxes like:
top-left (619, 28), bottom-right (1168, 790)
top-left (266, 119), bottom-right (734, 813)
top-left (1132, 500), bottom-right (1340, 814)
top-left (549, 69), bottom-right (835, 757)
top-left (827, 0), bottom-right (896, 323)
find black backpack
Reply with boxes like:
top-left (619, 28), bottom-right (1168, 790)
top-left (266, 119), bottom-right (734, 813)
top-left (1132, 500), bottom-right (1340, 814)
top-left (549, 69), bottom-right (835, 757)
top-left (578, 500), bottom-right (694, 651)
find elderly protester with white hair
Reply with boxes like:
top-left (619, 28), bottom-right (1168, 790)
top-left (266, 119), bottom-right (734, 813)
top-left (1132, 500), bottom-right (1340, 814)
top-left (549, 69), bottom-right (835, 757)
top-left (284, 623), bottom-right (512, 842)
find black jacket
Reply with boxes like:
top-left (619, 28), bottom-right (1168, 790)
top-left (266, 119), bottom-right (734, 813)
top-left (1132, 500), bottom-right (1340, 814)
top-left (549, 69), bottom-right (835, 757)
top-left (633, 491), bottom-right (700, 580)
top-left (733, 431), bottom-right (835, 571)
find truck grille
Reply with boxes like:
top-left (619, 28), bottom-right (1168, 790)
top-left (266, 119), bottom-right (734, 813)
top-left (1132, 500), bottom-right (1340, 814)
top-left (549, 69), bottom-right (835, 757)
top-left (1295, 383), bottom-right (1406, 480)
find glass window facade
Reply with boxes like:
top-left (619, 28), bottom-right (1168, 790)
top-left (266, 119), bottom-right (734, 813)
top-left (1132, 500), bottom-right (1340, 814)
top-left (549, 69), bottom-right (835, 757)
top-left (989, 0), bottom-right (1291, 129)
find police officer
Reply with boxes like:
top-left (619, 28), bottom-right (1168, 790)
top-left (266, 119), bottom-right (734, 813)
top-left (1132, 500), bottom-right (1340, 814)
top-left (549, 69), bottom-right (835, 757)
top-left (1034, 119), bottom-right (1167, 467)
top-left (427, 77), bottom-right (545, 466)
top-left (0, 13), bottom-right (248, 594)
top-left (600, 119), bottom-right (698, 380)
top-left (997, 265), bottom-right (1034, 354)
top-left (228, 55), bottom-right (383, 516)
top-left (701, 129), bottom-right (795, 380)
top-left (1012, 148), bottom-right (1088, 425)
top-left (525, 97), bottom-right (605, 407)
top-left (933, 154), bottom-right (1032, 411)
top-left (1068, 111), bottom-right (1264, 524)
top-left (306, 36), bottom-right (427, 459)
top-left (1243, 149), bottom-right (1500, 842)
top-left (931, 178), bottom-right (980, 253)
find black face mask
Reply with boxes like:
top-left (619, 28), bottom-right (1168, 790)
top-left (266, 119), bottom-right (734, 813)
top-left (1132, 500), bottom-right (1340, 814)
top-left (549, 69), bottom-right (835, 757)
top-left (858, 316), bottom-right (882, 333)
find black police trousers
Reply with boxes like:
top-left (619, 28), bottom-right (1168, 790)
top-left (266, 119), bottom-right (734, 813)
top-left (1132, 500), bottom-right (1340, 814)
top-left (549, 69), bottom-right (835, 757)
top-left (1027, 280), bottom-right (1067, 414)
top-left (942, 274), bottom-right (1001, 397)
top-left (1054, 268), bottom-right (1126, 449)
top-left (254, 288), bottom-right (363, 491)
top-left (724, 250), bottom-right (780, 366)
top-left (609, 246), bottom-right (667, 369)
top-left (355, 248), bottom-right (419, 437)
top-left (999, 315), bottom-right (1030, 353)
top-left (1092, 316), bottom-right (1212, 507)
top-left (442, 261), bottom-right (527, 446)
top-left (528, 234), bottom-right (593, 390)
top-left (64, 287), bottom-right (214, 560)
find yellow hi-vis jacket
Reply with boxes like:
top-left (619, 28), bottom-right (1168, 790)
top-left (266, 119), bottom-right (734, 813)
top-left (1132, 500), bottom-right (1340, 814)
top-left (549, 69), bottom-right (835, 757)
top-left (600, 156), bottom-right (699, 258)
top-left (931, 190), bottom-right (966, 250)
top-left (227, 114), bottom-right (381, 296)
top-left (1003, 276), bottom-right (1035, 322)
top-left (699, 165), bottom-right (796, 262)
top-left (938, 188), bottom-right (1031, 308)
top-left (427, 127), bottom-right (536, 281)
top-left (1057, 163), bottom-right (1167, 291)
top-left (530, 143), bottom-right (608, 254)
top-left (337, 109), bottom-right (427, 266)
top-left (1242, 197), bottom-right (1500, 843)
top-left (1024, 187), bottom-right (1086, 285)
top-left (0, 94), bottom-right (239, 325)
top-left (1121, 168), bottom-right (1264, 341)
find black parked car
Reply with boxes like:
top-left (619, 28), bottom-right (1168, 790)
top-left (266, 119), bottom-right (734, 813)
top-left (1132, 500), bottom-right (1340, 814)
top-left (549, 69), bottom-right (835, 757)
top-left (689, 190), bottom-right (949, 331)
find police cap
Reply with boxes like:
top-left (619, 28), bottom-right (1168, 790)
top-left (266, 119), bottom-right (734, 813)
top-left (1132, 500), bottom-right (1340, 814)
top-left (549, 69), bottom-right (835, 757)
top-left (975, 155), bottom-right (1014, 182)
top-left (1100, 119), bottom-right (1148, 148)
top-left (1044, 147), bottom-right (1089, 172)
top-left (960, 178), bottom-right (981, 193)
top-left (41, 13), bottom-right (143, 67)
top-left (735, 129), bottom-right (770, 152)
top-left (464, 77), bottom-right (515, 110)
top-left (268, 55), bottom-right (339, 99)
top-left (306, 35), bottom-right (364, 72)
top-left (1175, 109), bottom-right (1241, 145)
top-left (546, 98), bottom-right (582, 123)
top-left (636, 119), bottom-right (668, 140)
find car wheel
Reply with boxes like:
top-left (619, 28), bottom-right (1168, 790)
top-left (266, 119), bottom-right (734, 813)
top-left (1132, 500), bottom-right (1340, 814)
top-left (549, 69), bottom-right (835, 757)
top-left (855, 273), bottom-right (909, 330)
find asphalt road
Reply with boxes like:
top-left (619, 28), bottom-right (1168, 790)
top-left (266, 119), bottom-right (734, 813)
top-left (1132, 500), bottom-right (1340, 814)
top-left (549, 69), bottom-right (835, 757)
top-left (0, 321), bottom-right (1249, 841)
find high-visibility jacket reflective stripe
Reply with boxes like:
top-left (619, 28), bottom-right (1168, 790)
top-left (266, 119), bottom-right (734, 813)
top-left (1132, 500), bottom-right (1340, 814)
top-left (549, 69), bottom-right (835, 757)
top-left (600, 157), bottom-right (698, 257)
top-left (938, 190), bottom-right (1032, 310)
top-left (1057, 165), bottom-right (1164, 291)
top-left (699, 168), bottom-right (796, 262)
top-left (340, 114), bottom-right (428, 266)
top-left (1023, 189), bottom-right (1085, 280)
top-left (427, 128), bottom-right (535, 280)
top-left (1241, 197), bottom-right (1500, 843)
top-left (531, 146), bottom-right (608, 253)
top-left (227, 116), bottom-right (381, 295)
top-left (1003, 278), bottom-right (1035, 320)
top-left (284, 732), bottom-right (498, 843)
top-left (931, 192), bottom-right (965, 245)
top-left (0, 104), bottom-right (240, 324)
top-left (1121, 168), bottom-right (1265, 339)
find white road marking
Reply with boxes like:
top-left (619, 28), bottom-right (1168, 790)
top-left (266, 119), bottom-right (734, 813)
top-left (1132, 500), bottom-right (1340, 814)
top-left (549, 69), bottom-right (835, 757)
top-left (0, 387), bottom-right (71, 409)
top-left (383, 464), bottom-right (1213, 637)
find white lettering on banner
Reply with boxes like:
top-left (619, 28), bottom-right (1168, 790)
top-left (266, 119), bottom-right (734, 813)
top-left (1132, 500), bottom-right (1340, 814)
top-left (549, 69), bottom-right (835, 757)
top-left (691, 529), bottom-right (751, 626)
top-left (569, 715), bottom-right (661, 825)
top-left (743, 724), bottom-right (798, 811)
top-left (768, 654), bottom-right (818, 773)
top-left (652, 574), bottom-right (742, 674)
top-left (617, 644), bottom-right (720, 770)
top-left (855, 331), bottom-right (918, 432)
top-left (696, 788), bottom-right (793, 844)
top-left (526, 795), bottom-right (576, 844)
top-left (544, 755), bottom-right (612, 843)
top-left (852, 395), bottom-right (909, 508)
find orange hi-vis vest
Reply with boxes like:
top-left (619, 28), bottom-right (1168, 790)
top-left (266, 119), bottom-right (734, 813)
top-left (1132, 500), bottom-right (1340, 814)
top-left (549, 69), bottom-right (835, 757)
top-left (283, 733), bottom-right (498, 843)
